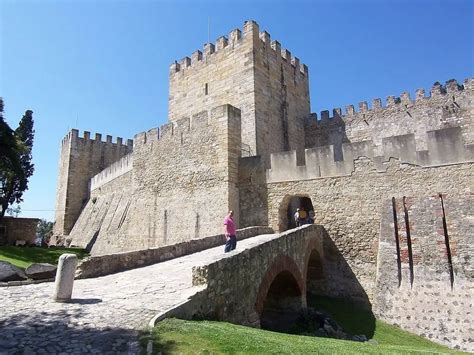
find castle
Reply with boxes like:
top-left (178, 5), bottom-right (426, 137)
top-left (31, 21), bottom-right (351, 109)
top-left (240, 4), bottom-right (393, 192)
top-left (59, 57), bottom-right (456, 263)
top-left (53, 20), bottom-right (473, 349)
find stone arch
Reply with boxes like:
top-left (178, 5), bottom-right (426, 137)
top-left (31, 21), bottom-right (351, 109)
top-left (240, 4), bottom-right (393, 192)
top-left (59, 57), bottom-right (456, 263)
top-left (278, 194), bottom-right (315, 231)
top-left (255, 255), bottom-right (306, 332)
top-left (303, 239), bottom-right (326, 296)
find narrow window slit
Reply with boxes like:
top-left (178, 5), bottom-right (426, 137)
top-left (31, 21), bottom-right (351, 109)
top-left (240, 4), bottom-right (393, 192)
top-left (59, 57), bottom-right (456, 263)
top-left (204, 83), bottom-right (208, 95)
top-left (439, 193), bottom-right (455, 289)
top-left (392, 197), bottom-right (402, 286)
top-left (403, 196), bottom-right (414, 287)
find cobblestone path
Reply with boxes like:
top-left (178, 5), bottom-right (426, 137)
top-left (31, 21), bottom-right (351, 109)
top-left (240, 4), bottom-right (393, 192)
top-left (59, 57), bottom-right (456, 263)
top-left (0, 234), bottom-right (276, 354)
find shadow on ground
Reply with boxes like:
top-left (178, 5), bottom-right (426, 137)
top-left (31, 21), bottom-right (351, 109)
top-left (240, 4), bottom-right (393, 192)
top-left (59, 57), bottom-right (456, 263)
top-left (68, 298), bottom-right (102, 305)
top-left (0, 309), bottom-right (143, 354)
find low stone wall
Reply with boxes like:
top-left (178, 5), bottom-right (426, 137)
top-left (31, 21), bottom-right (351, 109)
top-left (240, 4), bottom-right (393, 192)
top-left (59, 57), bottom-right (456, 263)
top-left (76, 226), bottom-right (273, 279)
top-left (0, 217), bottom-right (39, 245)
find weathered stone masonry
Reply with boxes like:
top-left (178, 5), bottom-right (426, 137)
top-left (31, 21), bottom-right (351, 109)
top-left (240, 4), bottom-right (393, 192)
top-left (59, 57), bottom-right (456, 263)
top-left (67, 105), bottom-right (241, 255)
top-left (53, 130), bottom-right (132, 236)
top-left (169, 20), bottom-right (310, 164)
top-left (375, 194), bottom-right (473, 350)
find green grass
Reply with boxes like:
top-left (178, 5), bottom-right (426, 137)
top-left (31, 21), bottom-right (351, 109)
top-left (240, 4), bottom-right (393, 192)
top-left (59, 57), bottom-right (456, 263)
top-left (0, 246), bottom-right (89, 268)
top-left (144, 295), bottom-right (461, 354)
top-left (143, 318), bottom-right (461, 354)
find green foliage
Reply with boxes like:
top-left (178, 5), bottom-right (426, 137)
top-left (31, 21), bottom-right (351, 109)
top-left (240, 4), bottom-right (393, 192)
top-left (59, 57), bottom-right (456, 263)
top-left (143, 318), bottom-right (460, 354)
top-left (0, 246), bottom-right (89, 269)
top-left (6, 204), bottom-right (21, 217)
top-left (0, 98), bottom-right (35, 219)
top-left (36, 219), bottom-right (54, 244)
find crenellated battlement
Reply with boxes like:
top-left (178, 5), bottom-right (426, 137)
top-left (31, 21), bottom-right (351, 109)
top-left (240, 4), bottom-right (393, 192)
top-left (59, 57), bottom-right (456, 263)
top-left (134, 105), bottom-right (239, 147)
top-left (170, 20), bottom-right (307, 76)
top-left (90, 153), bottom-right (133, 191)
top-left (268, 127), bottom-right (474, 183)
top-left (307, 78), bottom-right (473, 125)
top-left (257, 28), bottom-right (308, 75)
top-left (62, 128), bottom-right (133, 147)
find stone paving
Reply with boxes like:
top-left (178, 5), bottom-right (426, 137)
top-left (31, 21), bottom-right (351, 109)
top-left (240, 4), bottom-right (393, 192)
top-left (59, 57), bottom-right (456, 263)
top-left (0, 233), bottom-right (277, 354)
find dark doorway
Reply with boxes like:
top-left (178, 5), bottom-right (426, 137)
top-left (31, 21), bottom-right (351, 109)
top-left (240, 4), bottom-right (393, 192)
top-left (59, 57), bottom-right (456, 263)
top-left (260, 271), bottom-right (304, 333)
top-left (285, 196), bottom-right (314, 230)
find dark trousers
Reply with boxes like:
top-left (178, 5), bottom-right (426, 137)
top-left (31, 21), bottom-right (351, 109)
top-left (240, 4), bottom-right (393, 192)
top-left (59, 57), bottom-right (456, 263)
top-left (224, 235), bottom-right (237, 252)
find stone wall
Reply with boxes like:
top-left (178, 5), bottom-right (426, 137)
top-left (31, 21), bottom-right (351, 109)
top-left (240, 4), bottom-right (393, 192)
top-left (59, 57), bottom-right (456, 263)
top-left (76, 226), bottom-right (273, 279)
top-left (374, 194), bottom-right (473, 351)
top-left (266, 127), bottom-right (474, 183)
top-left (53, 130), bottom-right (132, 236)
top-left (305, 79), bottom-right (473, 159)
top-left (238, 156), bottom-right (268, 228)
top-left (168, 20), bottom-right (310, 163)
top-left (90, 153), bottom-right (133, 191)
top-left (0, 217), bottom-right (39, 245)
top-left (264, 159), bottom-right (473, 301)
top-left (68, 105), bottom-right (242, 256)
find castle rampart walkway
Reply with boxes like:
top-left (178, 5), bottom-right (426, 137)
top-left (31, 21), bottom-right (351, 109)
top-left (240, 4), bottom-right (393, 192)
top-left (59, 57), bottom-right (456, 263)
top-left (0, 232), bottom-right (283, 354)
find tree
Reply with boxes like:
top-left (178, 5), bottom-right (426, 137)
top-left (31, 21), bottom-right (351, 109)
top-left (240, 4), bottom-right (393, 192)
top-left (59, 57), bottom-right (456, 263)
top-left (0, 98), bottom-right (35, 220)
top-left (36, 219), bottom-right (53, 246)
top-left (6, 204), bottom-right (21, 217)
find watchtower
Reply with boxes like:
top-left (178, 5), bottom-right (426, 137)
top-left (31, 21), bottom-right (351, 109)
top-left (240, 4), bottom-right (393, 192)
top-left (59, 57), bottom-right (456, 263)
top-left (53, 129), bottom-right (132, 237)
top-left (168, 20), bottom-right (310, 165)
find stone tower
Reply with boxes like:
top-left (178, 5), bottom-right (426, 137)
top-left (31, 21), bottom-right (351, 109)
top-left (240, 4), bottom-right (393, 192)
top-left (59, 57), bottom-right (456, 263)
top-left (168, 20), bottom-right (310, 165)
top-left (53, 129), bottom-right (132, 237)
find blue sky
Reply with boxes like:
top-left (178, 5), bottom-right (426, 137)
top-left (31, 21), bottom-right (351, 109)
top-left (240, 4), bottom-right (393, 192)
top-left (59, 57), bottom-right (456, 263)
top-left (1, 0), bottom-right (473, 221)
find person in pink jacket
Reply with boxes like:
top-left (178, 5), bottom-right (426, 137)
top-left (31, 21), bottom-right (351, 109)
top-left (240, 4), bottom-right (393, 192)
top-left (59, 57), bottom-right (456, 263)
top-left (223, 210), bottom-right (237, 252)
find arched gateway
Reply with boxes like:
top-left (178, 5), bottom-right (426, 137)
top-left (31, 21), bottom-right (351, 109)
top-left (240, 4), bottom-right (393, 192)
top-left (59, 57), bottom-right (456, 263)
top-left (278, 194), bottom-right (315, 231)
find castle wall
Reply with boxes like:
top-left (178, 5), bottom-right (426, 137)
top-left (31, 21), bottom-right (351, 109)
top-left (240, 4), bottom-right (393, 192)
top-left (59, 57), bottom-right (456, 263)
top-left (68, 105), bottom-right (241, 255)
top-left (374, 195), bottom-right (473, 351)
top-left (305, 79), bottom-right (474, 160)
top-left (53, 130), bottom-right (132, 236)
top-left (90, 153), bottom-right (133, 191)
top-left (264, 158), bottom-right (473, 302)
top-left (238, 156), bottom-right (268, 227)
top-left (267, 127), bottom-right (474, 182)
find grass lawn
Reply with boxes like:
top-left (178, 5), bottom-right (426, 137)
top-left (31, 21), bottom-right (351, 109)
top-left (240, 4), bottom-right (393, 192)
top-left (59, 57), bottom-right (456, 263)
top-left (144, 318), bottom-right (461, 354)
top-left (144, 295), bottom-right (461, 354)
top-left (0, 246), bottom-right (89, 268)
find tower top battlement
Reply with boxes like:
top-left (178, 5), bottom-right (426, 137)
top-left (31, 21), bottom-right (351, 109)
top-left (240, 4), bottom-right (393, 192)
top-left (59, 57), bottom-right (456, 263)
top-left (307, 78), bottom-right (473, 124)
top-left (169, 20), bottom-right (307, 76)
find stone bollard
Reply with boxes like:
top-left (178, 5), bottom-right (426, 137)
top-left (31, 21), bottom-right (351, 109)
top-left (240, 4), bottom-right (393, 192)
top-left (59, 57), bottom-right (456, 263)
top-left (53, 253), bottom-right (78, 302)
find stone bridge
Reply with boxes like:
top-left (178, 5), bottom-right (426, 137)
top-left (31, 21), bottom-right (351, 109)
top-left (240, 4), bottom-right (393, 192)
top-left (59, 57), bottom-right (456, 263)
top-left (0, 225), bottom-right (365, 353)
top-left (157, 224), bottom-right (368, 331)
